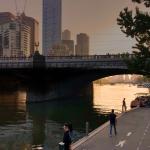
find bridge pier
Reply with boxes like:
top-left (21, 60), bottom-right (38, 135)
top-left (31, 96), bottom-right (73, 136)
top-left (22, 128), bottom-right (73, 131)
top-left (26, 80), bottom-right (93, 103)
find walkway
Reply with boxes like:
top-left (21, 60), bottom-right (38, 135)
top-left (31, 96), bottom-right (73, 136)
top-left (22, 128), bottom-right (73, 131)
top-left (72, 108), bottom-right (150, 150)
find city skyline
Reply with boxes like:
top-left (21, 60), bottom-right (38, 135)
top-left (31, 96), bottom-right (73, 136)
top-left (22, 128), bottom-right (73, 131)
top-left (0, 0), bottom-right (143, 54)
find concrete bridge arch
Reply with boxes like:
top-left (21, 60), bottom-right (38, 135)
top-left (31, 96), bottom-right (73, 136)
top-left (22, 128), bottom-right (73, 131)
top-left (0, 54), bottom-right (145, 103)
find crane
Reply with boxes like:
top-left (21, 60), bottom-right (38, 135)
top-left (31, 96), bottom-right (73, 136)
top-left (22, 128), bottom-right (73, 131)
top-left (14, 0), bottom-right (18, 15)
top-left (14, 0), bottom-right (28, 15)
top-left (23, 0), bottom-right (28, 14)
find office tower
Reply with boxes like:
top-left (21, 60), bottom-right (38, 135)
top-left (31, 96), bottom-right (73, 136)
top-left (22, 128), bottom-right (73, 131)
top-left (19, 13), bottom-right (39, 55)
top-left (61, 40), bottom-right (74, 55)
top-left (0, 21), bottom-right (31, 57)
top-left (62, 29), bottom-right (71, 40)
top-left (0, 12), bottom-right (16, 56)
top-left (0, 12), bottom-right (39, 57)
top-left (62, 29), bottom-right (74, 55)
top-left (49, 44), bottom-right (69, 56)
top-left (43, 0), bottom-right (62, 56)
top-left (0, 12), bottom-right (16, 25)
top-left (75, 33), bottom-right (89, 55)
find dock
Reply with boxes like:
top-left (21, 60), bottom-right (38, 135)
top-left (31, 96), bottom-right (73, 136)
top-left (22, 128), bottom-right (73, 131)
top-left (72, 108), bottom-right (150, 150)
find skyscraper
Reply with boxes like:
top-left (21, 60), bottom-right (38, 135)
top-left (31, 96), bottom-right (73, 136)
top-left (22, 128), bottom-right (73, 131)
top-left (0, 12), bottom-right (39, 57)
top-left (62, 29), bottom-right (74, 55)
top-left (19, 13), bottom-right (39, 55)
top-left (0, 21), bottom-right (31, 57)
top-left (75, 33), bottom-right (89, 56)
top-left (62, 29), bottom-right (71, 40)
top-left (43, 0), bottom-right (62, 56)
top-left (61, 40), bottom-right (74, 55)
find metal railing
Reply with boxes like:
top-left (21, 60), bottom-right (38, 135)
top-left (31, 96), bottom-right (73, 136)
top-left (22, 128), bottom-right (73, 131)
top-left (45, 54), bottom-right (135, 61)
top-left (0, 55), bottom-right (130, 69)
top-left (0, 57), bottom-right (33, 68)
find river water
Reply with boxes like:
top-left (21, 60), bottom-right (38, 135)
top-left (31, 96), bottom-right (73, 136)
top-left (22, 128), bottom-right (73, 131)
top-left (0, 84), bottom-right (148, 150)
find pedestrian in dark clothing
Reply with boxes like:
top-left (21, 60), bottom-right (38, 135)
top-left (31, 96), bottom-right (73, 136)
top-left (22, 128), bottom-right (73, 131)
top-left (122, 98), bottom-right (127, 112)
top-left (109, 109), bottom-right (117, 136)
top-left (63, 123), bottom-right (72, 150)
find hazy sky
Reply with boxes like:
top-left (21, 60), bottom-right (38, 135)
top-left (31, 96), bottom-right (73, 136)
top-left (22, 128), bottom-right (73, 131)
top-left (0, 0), bottom-right (142, 54)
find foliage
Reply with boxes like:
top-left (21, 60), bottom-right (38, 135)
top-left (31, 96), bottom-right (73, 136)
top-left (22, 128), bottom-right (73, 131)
top-left (132, 0), bottom-right (150, 7)
top-left (117, 0), bottom-right (150, 74)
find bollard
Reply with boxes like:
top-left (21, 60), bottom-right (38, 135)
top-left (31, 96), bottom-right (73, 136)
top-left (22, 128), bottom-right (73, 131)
top-left (59, 142), bottom-right (64, 150)
top-left (86, 121), bottom-right (89, 136)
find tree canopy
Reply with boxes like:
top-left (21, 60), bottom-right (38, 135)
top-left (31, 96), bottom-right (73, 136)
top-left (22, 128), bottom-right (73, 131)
top-left (117, 0), bottom-right (150, 74)
top-left (132, 0), bottom-right (150, 7)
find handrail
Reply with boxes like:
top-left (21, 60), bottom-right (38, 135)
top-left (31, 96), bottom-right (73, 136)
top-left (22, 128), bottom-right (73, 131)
top-left (0, 54), bottom-right (135, 61)
top-left (0, 55), bottom-right (129, 69)
top-left (45, 54), bottom-right (135, 60)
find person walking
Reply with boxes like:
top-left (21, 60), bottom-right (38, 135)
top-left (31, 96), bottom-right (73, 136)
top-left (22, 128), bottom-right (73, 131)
top-left (109, 109), bottom-right (117, 137)
top-left (122, 98), bottom-right (127, 112)
top-left (63, 123), bottom-right (72, 150)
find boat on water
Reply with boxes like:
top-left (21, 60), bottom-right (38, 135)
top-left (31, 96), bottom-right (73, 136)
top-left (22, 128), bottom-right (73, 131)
top-left (110, 83), bottom-right (115, 85)
top-left (130, 93), bottom-right (150, 108)
top-left (137, 82), bottom-right (150, 88)
top-left (137, 84), bottom-right (143, 88)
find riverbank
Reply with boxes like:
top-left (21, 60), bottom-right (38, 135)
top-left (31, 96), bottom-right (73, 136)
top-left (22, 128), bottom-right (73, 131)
top-left (71, 107), bottom-right (135, 149)
top-left (72, 108), bottom-right (150, 150)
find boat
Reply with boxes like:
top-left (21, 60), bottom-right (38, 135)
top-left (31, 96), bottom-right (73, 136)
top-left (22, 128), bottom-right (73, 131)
top-left (130, 94), bottom-right (150, 108)
top-left (137, 83), bottom-right (144, 88)
top-left (142, 82), bottom-right (150, 88)
top-left (137, 82), bottom-right (150, 88)
top-left (130, 99), bottom-right (139, 108)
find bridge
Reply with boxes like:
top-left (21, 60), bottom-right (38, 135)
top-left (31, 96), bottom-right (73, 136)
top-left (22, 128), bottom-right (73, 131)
top-left (0, 53), bottom-right (140, 103)
top-left (0, 54), bottom-right (131, 69)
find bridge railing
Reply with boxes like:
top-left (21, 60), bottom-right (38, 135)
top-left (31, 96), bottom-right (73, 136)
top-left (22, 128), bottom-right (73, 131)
top-left (0, 56), bottom-right (33, 62)
top-left (0, 54), bottom-right (135, 62)
top-left (45, 54), bottom-right (135, 62)
top-left (45, 55), bottom-right (128, 69)
top-left (0, 54), bottom-right (134, 69)
top-left (0, 62), bottom-right (33, 68)
top-left (0, 57), bottom-right (33, 68)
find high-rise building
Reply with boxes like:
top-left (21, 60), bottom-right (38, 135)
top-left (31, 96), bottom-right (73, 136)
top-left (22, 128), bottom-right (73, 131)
top-left (0, 21), bottom-right (31, 57)
top-left (0, 12), bottom-right (16, 25)
top-left (62, 29), bottom-right (71, 40)
top-left (0, 12), bottom-right (39, 57)
top-left (61, 40), bottom-right (74, 55)
top-left (49, 44), bottom-right (69, 56)
top-left (43, 0), bottom-right (62, 56)
top-left (61, 29), bottom-right (74, 55)
top-left (75, 33), bottom-right (89, 56)
top-left (19, 13), bottom-right (39, 55)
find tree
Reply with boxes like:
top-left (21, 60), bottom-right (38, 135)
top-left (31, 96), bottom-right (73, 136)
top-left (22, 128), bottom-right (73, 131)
top-left (117, 0), bottom-right (150, 73)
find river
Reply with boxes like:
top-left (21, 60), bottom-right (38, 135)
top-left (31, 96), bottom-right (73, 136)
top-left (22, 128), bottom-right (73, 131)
top-left (0, 83), bottom-right (148, 150)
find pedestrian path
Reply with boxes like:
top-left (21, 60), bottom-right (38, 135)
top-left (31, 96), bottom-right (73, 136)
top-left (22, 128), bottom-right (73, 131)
top-left (72, 108), bottom-right (150, 150)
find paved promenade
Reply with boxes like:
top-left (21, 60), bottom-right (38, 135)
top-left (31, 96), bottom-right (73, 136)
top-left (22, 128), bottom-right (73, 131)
top-left (72, 108), bottom-right (150, 150)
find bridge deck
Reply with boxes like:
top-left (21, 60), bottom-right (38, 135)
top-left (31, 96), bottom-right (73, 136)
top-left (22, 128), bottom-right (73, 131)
top-left (0, 55), bottom-right (129, 69)
top-left (72, 108), bottom-right (150, 150)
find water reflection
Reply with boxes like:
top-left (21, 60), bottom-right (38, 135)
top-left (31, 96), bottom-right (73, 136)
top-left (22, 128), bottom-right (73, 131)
top-left (0, 84), bottom-right (149, 149)
top-left (93, 84), bottom-right (149, 113)
top-left (27, 97), bottom-right (108, 149)
top-left (0, 90), bottom-right (32, 150)
top-left (0, 90), bottom-right (26, 125)
top-left (0, 90), bottom-right (107, 150)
